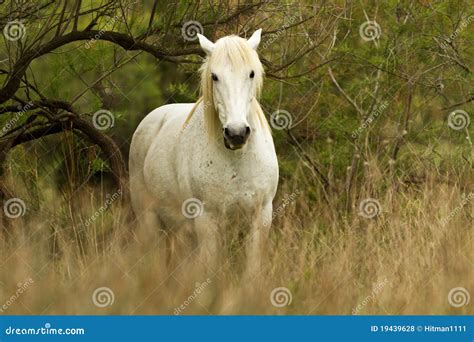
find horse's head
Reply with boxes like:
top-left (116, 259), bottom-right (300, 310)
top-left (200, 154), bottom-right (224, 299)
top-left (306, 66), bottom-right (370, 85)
top-left (197, 30), bottom-right (264, 150)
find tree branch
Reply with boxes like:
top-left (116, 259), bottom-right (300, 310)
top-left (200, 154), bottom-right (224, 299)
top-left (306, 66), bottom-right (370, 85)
top-left (0, 30), bottom-right (196, 104)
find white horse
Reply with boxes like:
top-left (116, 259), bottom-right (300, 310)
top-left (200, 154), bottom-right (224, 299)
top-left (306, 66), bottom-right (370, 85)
top-left (129, 29), bottom-right (278, 276)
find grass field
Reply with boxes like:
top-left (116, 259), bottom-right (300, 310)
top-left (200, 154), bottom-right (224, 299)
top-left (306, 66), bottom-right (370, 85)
top-left (1, 149), bottom-right (471, 315)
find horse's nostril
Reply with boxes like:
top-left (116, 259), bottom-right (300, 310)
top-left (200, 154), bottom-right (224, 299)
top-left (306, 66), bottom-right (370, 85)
top-left (245, 126), bottom-right (251, 137)
top-left (224, 126), bottom-right (250, 145)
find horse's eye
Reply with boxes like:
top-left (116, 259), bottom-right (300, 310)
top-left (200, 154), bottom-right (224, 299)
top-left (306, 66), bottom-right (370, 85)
top-left (250, 70), bottom-right (255, 78)
top-left (211, 73), bottom-right (218, 81)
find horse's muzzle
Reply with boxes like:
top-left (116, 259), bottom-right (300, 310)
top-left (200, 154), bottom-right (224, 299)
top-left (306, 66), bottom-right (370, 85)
top-left (223, 126), bottom-right (251, 150)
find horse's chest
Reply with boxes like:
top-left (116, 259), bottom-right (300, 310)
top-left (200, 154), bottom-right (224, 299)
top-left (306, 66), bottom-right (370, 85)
top-left (190, 154), bottom-right (275, 210)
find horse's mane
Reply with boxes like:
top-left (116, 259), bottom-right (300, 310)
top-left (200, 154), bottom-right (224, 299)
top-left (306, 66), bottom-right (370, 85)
top-left (183, 35), bottom-right (270, 139)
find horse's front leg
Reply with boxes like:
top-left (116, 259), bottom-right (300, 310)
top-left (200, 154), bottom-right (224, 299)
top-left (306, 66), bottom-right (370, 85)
top-left (194, 213), bottom-right (220, 274)
top-left (244, 201), bottom-right (272, 280)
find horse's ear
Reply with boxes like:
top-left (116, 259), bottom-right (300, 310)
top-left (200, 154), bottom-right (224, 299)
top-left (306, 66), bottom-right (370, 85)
top-left (247, 29), bottom-right (262, 50)
top-left (197, 33), bottom-right (215, 55)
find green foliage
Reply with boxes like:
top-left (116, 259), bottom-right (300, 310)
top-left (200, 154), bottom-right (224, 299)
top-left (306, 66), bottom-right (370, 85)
top-left (0, 0), bottom-right (471, 205)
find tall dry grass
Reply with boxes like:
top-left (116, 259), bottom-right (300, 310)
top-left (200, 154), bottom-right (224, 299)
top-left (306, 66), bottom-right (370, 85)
top-left (0, 150), bottom-right (472, 315)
